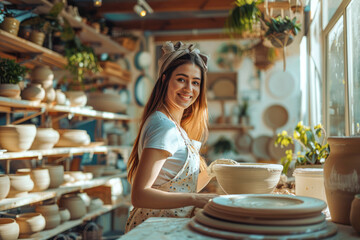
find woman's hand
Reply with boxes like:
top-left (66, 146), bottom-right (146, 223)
top-left (191, 193), bottom-right (218, 208)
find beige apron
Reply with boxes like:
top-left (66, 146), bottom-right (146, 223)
top-left (125, 121), bottom-right (200, 233)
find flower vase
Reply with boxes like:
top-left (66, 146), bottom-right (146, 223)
top-left (324, 136), bottom-right (360, 225)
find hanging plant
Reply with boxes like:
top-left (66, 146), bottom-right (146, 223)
top-left (225, 0), bottom-right (263, 38)
top-left (216, 43), bottom-right (245, 70)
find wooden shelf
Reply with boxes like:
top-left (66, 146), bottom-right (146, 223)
top-left (209, 124), bottom-right (254, 131)
top-left (0, 29), bottom-right (67, 69)
top-left (35, 0), bottom-right (130, 55)
top-left (0, 145), bottom-right (131, 160)
top-left (0, 173), bottom-right (128, 211)
top-left (0, 96), bottom-right (131, 121)
top-left (98, 61), bottom-right (131, 84)
top-left (19, 196), bottom-right (131, 240)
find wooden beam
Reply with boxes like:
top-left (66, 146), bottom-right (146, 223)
top-left (154, 33), bottom-right (234, 42)
top-left (92, 0), bottom-right (235, 14)
top-left (111, 17), bottom-right (227, 31)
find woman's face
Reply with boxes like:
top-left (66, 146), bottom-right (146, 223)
top-left (165, 63), bottom-right (202, 112)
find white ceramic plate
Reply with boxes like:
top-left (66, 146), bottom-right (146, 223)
top-left (188, 218), bottom-right (338, 240)
top-left (194, 210), bottom-right (327, 235)
top-left (263, 104), bottom-right (289, 130)
top-left (266, 71), bottom-right (295, 99)
top-left (210, 194), bottom-right (327, 218)
top-left (203, 204), bottom-right (326, 226)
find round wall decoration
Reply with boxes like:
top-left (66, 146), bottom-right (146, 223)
top-left (266, 71), bottom-right (295, 99)
top-left (134, 75), bottom-right (153, 106)
top-left (263, 104), bottom-right (289, 131)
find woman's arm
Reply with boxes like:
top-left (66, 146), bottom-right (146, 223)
top-left (131, 148), bottom-right (217, 209)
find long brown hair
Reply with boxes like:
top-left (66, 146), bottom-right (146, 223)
top-left (127, 54), bottom-right (209, 183)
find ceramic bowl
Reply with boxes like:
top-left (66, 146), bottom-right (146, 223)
top-left (43, 165), bottom-right (64, 189)
top-left (0, 174), bottom-right (10, 200)
top-left (8, 174), bottom-right (34, 197)
top-left (0, 218), bottom-right (19, 240)
top-left (0, 124), bottom-right (37, 152)
top-left (55, 129), bottom-right (90, 147)
top-left (35, 204), bottom-right (61, 229)
top-left (16, 212), bottom-right (46, 235)
top-left (17, 168), bottom-right (50, 192)
top-left (30, 128), bottom-right (60, 150)
top-left (87, 92), bottom-right (127, 113)
top-left (64, 91), bottom-right (87, 107)
top-left (59, 194), bottom-right (87, 220)
top-left (213, 163), bottom-right (283, 194)
top-left (59, 208), bottom-right (71, 223)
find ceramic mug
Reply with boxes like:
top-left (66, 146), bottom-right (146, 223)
top-left (350, 194), bottom-right (360, 233)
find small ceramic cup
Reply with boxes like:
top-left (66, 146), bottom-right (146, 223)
top-left (350, 194), bottom-right (360, 233)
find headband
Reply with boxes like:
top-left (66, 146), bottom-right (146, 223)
top-left (158, 41), bottom-right (209, 78)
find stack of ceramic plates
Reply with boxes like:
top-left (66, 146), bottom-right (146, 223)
top-left (188, 194), bottom-right (337, 239)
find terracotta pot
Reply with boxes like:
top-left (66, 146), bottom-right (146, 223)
top-left (268, 32), bottom-right (294, 48)
top-left (29, 30), bottom-right (45, 46)
top-left (64, 91), bottom-right (87, 107)
top-left (16, 213), bottom-right (45, 235)
top-left (30, 127), bottom-right (60, 150)
top-left (213, 163), bottom-right (283, 194)
top-left (21, 83), bottom-right (45, 101)
top-left (8, 173), bottom-right (34, 197)
top-left (0, 218), bottom-right (20, 240)
top-left (44, 165), bottom-right (64, 188)
top-left (0, 124), bottom-right (37, 152)
top-left (59, 194), bottom-right (87, 220)
top-left (0, 17), bottom-right (20, 36)
top-left (293, 167), bottom-right (327, 204)
top-left (31, 66), bottom-right (54, 88)
top-left (324, 137), bottom-right (360, 225)
top-left (0, 174), bottom-right (10, 200)
top-left (59, 208), bottom-right (71, 223)
top-left (0, 83), bottom-right (21, 99)
top-left (350, 194), bottom-right (360, 233)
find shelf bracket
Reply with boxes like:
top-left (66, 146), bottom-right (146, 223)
top-left (11, 108), bottom-right (45, 125)
top-left (51, 113), bottom-right (71, 125)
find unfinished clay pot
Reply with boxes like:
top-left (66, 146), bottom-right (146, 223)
top-left (324, 137), bottom-right (360, 225)
top-left (35, 204), bottom-right (61, 230)
top-left (31, 66), bottom-right (54, 88)
top-left (0, 218), bottom-right (19, 240)
top-left (59, 208), bottom-right (71, 223)
top-left (16, 213), bottom-right (45, 235)
top-left (213, 163), bottom-right (283, 194)
top-left (8, 174), bottom-right (34, 197)
top-left (82, 165), bottom-right (105, 178)
top-left (43, 165), bottom-right (64, 188)
top-left (30, 127), bottom-right (60, 150)
top-left (21, 83), bottom-right (45, 102)
top-left (59, 194), bottom-right (87, 220)
top-left (64, 91), bottom-right (87, 107)
top-left (0, 83), bottom-right (21, 99)
top-left (55, 129), bottom-right (90, 147)
top-left (0, 124), bottom-right (37, 152)
top-left (17, 168), bottom-right (50, 192)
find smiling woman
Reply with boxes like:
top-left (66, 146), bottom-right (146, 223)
top-left (125, 41), bottom-right (219, 232)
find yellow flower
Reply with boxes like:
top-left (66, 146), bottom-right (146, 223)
top-left (281, 130), bottom-right (288, 136)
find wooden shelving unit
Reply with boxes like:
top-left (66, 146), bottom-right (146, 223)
top-left (0, 173), bottom-right (127, 211)
top-left (209, 124), bottom-right (254, 131)
top-left (0, 29), bottom-right (67, 69)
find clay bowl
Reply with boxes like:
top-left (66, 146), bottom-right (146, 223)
top-left (64, 91), bottom-right (87, 107)
top-left (0, 218), bottom-right (19, 240)
top-left (82, 165), bottom-right (106, 178)
top-left (16, 213), bottom-right (46, 235)
top-left (17, 168), bottom-right (50, 192)
top-left (55, 129), bottom-right (90, 147)
top-left (59, 194), bottom-right (87, 220)
top-left (87, 92), bottom-right (127, 113)
top-left (30, 127), bottom-right (60, 150)
top-left (0, 174), bottom-right (10, 200)
top-left (0, 124), bottom-right (36, 152)
top-left (35, 204), bottom-right (61, 230)
top-left (8, 174), bottom-right (34, 197)
top-left (213, 163), bottom-right (283, 194)
top-left (43, 165), bottom-right (64, 189)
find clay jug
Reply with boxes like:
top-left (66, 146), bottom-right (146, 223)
top-left (324, 136), bottom-right (360, 225)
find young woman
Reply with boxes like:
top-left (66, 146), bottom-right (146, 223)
top-left (125, 41), bottom-right (218, 232)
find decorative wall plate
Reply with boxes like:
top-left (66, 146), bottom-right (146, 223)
top-left (134, 75), bottom-right (153, 106)
top-left (263, 104), bottom-right (289, 130)
top-left (266, 71), bottom-right (295, 99)
top-left (251, 135), bottom-right (272, 160)
top-left (235, 132), bottom-right (253, 154)
top-left (207, 72), bottom-right (237, 100)
top-left (118, 88), bottom-right (131, 104)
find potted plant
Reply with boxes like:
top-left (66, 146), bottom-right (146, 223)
top-left (275, 121), bottom-right (329, 203)
top-left (0, 58), bottom-right (28, 99)
top-left (225, 0), bottom-right (263, 38)
top-left (264, 16), bottom-right (301, 71)
top-left (264, 16), bottom-right (301, 48)
top-left (20, 2), bottom-right (64, 47)
top-left (0, 6), bottom-right (20, 36)
top-left (238, 98), bottom-right (249, 125)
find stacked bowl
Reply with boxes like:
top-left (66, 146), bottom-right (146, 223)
top-left (189, 194), bottom-right (338, 239)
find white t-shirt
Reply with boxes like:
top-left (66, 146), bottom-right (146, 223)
top-left (138, 111), bottom-right (196, 186)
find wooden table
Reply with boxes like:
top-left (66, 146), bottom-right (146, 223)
top-left (119, 217), bottom-right (360, 240)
